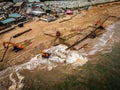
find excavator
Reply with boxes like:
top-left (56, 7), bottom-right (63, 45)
top-left (41, 51), bottom-right (51, 58)
top-left (3, 42), bottom-right (24, 52)
top-left (3, 41), bottom-right (51, 56)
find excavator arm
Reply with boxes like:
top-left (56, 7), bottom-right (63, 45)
top-left (3, 42), bottom-right (15, 48)
top-left (3, 42), bottom-right (24, 49)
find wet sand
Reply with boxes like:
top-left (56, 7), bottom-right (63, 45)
top-left (0, 1), bottom-right (120, 70)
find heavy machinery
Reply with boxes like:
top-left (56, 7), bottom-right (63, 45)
top-left (3, 42), bottom-right (24, 52)
top-left (41, 52), bottom-right (51, 58)
top-left (66, 20), bottom-right (105, 50)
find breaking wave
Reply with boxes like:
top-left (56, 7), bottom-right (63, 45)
top-left (0, 21), bottom-right (120, 90)
top-left (0, 44), bottom-right (88, 79)
top-left (87, 23), bottom-right (115, 55)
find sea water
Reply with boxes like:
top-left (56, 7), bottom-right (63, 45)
top-left (0, 21), bottom-right (120, 90)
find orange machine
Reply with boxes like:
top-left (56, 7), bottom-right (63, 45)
top-left (41, 52), bottom-right (50, 58)
top-left (3, 42), bottom-right (24, 52)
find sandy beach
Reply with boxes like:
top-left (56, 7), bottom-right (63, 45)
top-left (0, 1), bottom-right (120, 70)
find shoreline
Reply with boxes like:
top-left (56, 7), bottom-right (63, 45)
top-left (0, 1), bottom-right (120, 70)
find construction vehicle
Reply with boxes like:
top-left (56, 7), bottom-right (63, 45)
top-left (3, 42), bottom-right (24, 52)
top-left (41, 52), bottom-right (51, 58)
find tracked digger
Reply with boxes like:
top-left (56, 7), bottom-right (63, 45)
top-left (3, 42), bottom-right (24, 52)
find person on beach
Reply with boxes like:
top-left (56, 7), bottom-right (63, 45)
top-left (53, 30), bottom-right (61, 45)
top-left (56, 30), bottom-right (61, 37)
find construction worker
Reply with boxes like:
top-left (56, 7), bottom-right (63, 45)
top-left (56, 30), bottom-right (61, 37)
top-left (54, 30), bottom-right (61, 45)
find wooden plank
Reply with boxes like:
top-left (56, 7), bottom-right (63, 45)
top-left (62, 32), bottom-right (82, 40)
top-left (44, 33), bottom-right (55, 37)
top-left (66, 26), bottom-right (100, 50)
top-left (13, 29), bottom-right (32, 38)
top-left (59, 14), bottom-right (77, 23)
top-left (44, 33), bottom-right (65, 40)
top-left (77, 44), bottom-right (88, 50)
top-left (0, 27), bottom-right (15, 35)
top-left (66, 16), bottom-right (111, 50)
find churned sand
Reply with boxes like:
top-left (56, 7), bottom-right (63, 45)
top-left (0, 2), bottom-right (120, 70)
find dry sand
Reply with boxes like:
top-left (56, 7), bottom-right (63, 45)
top-left (0, 2), bottom-right (120, 70)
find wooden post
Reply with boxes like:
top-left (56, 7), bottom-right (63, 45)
top-left (66, 27), bottom-right (98, 50)
top-left (13, 29), bottom-right (32, 38)
top-left (0, 37), bottom-right (12, 62)
top-left (66, 17), bottom-right (110, 50)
